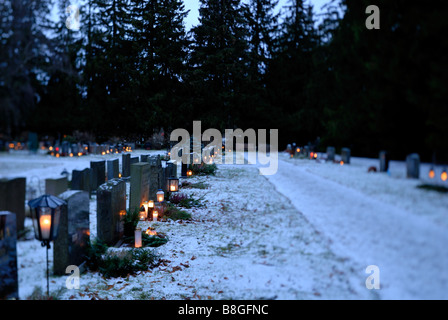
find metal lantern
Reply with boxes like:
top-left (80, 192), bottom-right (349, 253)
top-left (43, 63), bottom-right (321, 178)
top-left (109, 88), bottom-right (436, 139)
top-left (156, 189), bottom-right (165, 203)
top-left (28, 194), bottom-right (65, 246)
top-left (28, 194), bottom-right (66, 297)
top-left (167, 177), bottom-right (179, 193)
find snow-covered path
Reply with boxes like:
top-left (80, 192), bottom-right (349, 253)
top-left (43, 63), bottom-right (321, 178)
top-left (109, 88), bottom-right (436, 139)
top-left (260, 155), bottom-right (448, 299)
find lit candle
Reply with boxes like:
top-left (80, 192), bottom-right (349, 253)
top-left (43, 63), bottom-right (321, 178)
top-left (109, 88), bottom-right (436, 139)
top-left (187, 170), bottom-right (193, 177)
top-left (429, 169), bottom-right (435, 179)
top-left (170, 185), bottom-right (176, 192)
top-left (148, 200), bottom-right (154, 209)
top-left (153, 210), bottom-right (158, 222)
top-left (442, 170), bottom-right (447, 182)
top-left (157, 190), bottom-right (164, 203)
top-left (39, 214), bottom-right (52, 240)
top-left (135, 228), bottom-right (142, 248)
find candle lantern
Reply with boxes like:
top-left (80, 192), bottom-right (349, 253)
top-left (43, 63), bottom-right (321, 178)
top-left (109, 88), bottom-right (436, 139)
top-left (28, 194), bottom-right (66, 297)
top-left (139, 205), bottom-right (147, 221)
top-left (428, 167), bottom-right (435, 179)
top-left (441, 169), bottom-right (448, 182)
top-left (28, 194), bottom-right (65, 245)
top-left (135, 228), bottom-right (142, 248)
top-left (157, 189), bottom-right (165, 203)
top-left (148, 200), bottom-right (155, 209)
top-left (167, 177), bottom-right (179, 192)
top-left (152, 210), bottom-right (159, 222)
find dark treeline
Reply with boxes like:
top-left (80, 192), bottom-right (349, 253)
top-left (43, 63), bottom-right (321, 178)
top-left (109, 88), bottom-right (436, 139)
top-left (1, 0), bottom-right (447, 162)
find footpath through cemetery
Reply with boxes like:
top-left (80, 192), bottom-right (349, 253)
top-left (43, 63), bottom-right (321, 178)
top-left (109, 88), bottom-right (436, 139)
top-left (1, 141), bottom-right (448, 300)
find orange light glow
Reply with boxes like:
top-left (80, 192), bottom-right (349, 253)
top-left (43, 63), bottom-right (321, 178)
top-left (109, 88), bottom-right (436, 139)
top-left (442, 171), bottom-right (448, 181)
top-left (429, 169), bottom-right (435, 179)
top-left (56, 153), bottom-right (60, 158)
top-left (340, 161), bottom-right (344, 165)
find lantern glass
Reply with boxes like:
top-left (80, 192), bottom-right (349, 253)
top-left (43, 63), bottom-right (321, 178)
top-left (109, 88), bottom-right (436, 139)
top-left (168, 177), bottom-right (179, 192)
top-left (139, 206), bottom-right (147, 221)
top-left (28, 194), bottom-right (65, 243)
top-left (148, 200), bottom-right (154, 209)
top-left (157, 189), bottom-right (164, 202)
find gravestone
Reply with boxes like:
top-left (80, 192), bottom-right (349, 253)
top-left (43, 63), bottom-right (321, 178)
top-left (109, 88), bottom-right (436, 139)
top-left (140, 154), bottom-right (149, 163)
top-left (130, 156), bottom-right (139, 166)
top-left (89, 143), bottom-right (98, 155)
top-left (28, 132), bottom-right (38, 154)
top-left (181, 162), bottom-right (188, 178)
top-left (45, 177), bottom-right (68, 196)
top-left (148, 157), bottom-right (163, 201)
top-left (90, 160), bottom-right (106, 192)
top-left (166, 161), bottom-right (177, 178)
top-left (107, 159), bottom-right (119, 181)
top-left (61, 141), bottom-right (70, 155)
top-left (341, 148), bottom-right (351, 164)
top-left (0, 211), bottom-right (18, 299)
top-left (406, 153), bottom-right (420, 179)
top-left (97, 179), bottom-right (126, 246)
top-left (53, 191), bottom-right (90, 275)
top-left (122, 154), bottom-right (131, 178)
top-left (71, 143), bottom-right (78, 155)
top-left (326, 146), bottom-right (335, 162)
top-left (130, 163), bottom-right (150, 214)
top-left (0, 178), bottom-right (25, 232)
top-left (379, 151), bottom-right (389, 172)
top-left (303, 146), bottom-right (310, 157)
top-left (71, 168), bottom-right (91, 195)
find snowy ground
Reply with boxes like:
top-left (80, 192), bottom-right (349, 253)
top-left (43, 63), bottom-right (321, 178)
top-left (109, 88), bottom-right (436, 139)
top-left (1, 150), bottom-right (447, 300)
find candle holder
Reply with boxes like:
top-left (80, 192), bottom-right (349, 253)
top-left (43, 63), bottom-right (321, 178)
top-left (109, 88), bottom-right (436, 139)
top-left (135, 228), bottom-right (142, 248)
top-left (28, 194), bottom-right (66, 297)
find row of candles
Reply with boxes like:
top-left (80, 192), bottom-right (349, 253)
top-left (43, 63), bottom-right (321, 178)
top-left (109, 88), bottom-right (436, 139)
top-left (135, 177), bottom-right (180, 248)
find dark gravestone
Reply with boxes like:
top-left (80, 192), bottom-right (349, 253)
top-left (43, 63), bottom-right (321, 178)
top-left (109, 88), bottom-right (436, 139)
top-left (0, 211), bottom-right (18, 299)
top-left (0, 178), bottom-right (25, 232)
top-left (130, 163), bottom-right (150, 214)
top-left (71, 168), bottom-right (91, 195)
top-left (61, 141), bottom-right (70, 155)
top-left (97, 179), bottom-right (126, 246)
top-left (53, 191), bottom-right (90, 275)
top-left (379, 151), bottom-right (389, 172)
top-left (341, 148), bottom-right (351, 164)
top-left (90, 160), bottom-right (106, 192)
top-left (130, 156), bottom-right (139, 166)
top-left (107, 159), bottom-right (119, 181)
top-left (122, 154), bottom-right (131, 178)
top-left (140, 154), bottom-right (149, 163)
top-left (181, 162), bottom-right (188, 178)
top-left (148, 158), bottom-right (163, 201)
top-left (167, 160), bottom-right (178, 178)
top-left (45, 177), bottom-right (68, 196)
top-left (28, 132), bottom-right (38, 154)
top-left (406, 153), bottom-right (420, 179)
top-left (303, 146), bottom-right (310, 157)
top-left (326, 146), bottom-right (335, 162)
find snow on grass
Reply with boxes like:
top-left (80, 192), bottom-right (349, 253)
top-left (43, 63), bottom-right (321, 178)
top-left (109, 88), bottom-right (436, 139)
top-left (1, 151), bottom-right (370, 300)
